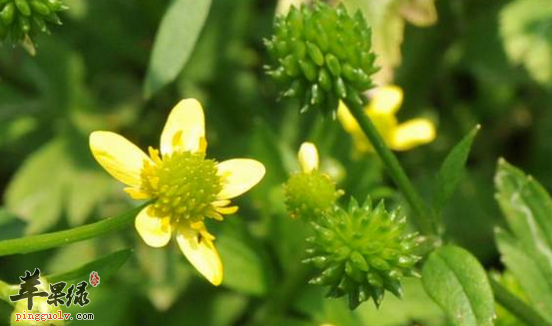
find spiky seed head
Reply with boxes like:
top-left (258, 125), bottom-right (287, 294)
top-left (265, 1), bottom-right (377, 115)
top-left (305, 197), bottom-right (421, 309)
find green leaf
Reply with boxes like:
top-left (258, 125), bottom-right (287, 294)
top-left (495, 159), bottom-right (552, 278)
top-left (422, 245), bottom-right (495, 326)
top-left (435, 125), bottom-right (480, 214)
top-left (217, 230), bottom-right (268, 296)
top-left (495, 228), bottom-right (552, 321)
top-left (46, 249), bottom-right (133, 285)
top-left (4, 138), bottom-right (73, 234)
top-left (144, 0), bottom-right (212, 98)
top-left (500, 0), bottom-right (552, 87)
top-left (66, 170), bottom-right (111, 226)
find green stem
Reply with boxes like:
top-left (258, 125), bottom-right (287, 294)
top-left (490, 278), bottom-right (552, 326)
top-left (344, 99), bottom-right (436, 236)
top-left (0, 204), bottom-right (146, 257)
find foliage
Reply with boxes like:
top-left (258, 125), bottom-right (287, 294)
top-left (1, 0), bottom-right (552, 325)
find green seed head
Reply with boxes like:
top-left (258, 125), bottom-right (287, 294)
top-left (284, 170), bottom-right (342, 220)
top-left (265, 1), bottom-right (377, 114)
top-left (0, 0), bottom-right (66, 46)
top-left (305, 197), bottom-right (421, 309)
top-left (141, 151), bottom-right (223, 227)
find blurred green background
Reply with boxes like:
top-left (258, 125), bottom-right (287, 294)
top-left (0, 0), bottom-right (551, 325)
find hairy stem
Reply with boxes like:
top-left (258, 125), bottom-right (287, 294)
top-left (344, 99), bottom-right (436, 236)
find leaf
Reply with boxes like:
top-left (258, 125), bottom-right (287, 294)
top-left (144, 0), bottom-right (212, 98)
top-left (46, 249), bottom-right (133, 285)
top-left (495, 228), bottom-right (552, 321)
top-left (217, 230), bottom-right (268, 296)
top-left (500, 0), bottom-right (552, 87)
top-left (422, 245), bottom-right (495, 326)
top-left (495, 159), bottom-right (552, 279)
top-left (435, 125), bottom-right (480, 214)
top-left (4, 138), bottom-right (73, 234)
top-left (66, 170), bottom-right (112, 226)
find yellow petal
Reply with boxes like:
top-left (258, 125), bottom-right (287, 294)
top-left (298, 142), bottom-right (319, 173)
top-left (216, 159), bottom-right (266, 200)
top-left (89, 131), bottom-right (151, 187)
top-left (368, 85), bottom-right (403, 115)
top-left (176, 227), bottom-right (223, 286)
top-left (134, 206), bottom-right (172, 248)
top-left (337, 101), bottom-right (360, 133)
top-left (160, 98), bottom-right (205, 155)
top-left (390, 118), bottom-right (436, 151)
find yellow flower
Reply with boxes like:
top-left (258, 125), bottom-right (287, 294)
top-left (338, 85), bottom-right (436, 153)
top-left (89, 99), bottom-right (265, 286)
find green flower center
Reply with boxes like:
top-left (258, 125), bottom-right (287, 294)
top-left (141, 150), bottom-right (222, 225)
top-left (284, 171), bottom-right (341, 219)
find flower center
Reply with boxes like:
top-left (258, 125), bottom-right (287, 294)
top-left (141, 150), bottom-right (222, 226)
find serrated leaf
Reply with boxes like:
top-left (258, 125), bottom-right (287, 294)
top-left (422, 245), bottom-right (494, 326)
top-left (435, 125), bottom-right (480, 214)
top-left (495, 228), bottom-right (552, 321)
top-left (46, 249), bottom-right (133, 285)
top-left (500, 0), bottom-right (552, 87)
top-left (144, 0), bottom-right (212, 98)
top-left (495, 159), bottom-right (552, 278)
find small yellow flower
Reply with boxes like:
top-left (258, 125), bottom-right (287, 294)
top-left (338, 85), bottom-right (436, 153)
top-left (89, 99), bottom-right (265, 286)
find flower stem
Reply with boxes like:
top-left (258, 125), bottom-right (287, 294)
top-left (490, 278), bottom-right (552, 326)
top-left (344, 99), bottom-right (436, 236)
top-left (0, 204), bottom-right (146, 257)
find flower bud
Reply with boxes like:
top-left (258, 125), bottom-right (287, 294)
top-left (284, 170), bottom-right (343, 220)
top-left (265, 1), bottom-right (377, 115)
top-left (305, 197), bottom-right (421, 309)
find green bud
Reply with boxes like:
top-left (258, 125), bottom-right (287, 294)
top-left (284, 170), bottom-right (343, 220)
top-left (305, 197), bottom-right (421, 309)
top-left (265, 1), bottom-right (376, 115)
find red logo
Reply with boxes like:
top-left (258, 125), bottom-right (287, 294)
top-left (89, 272), bottom-right (100, 287)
